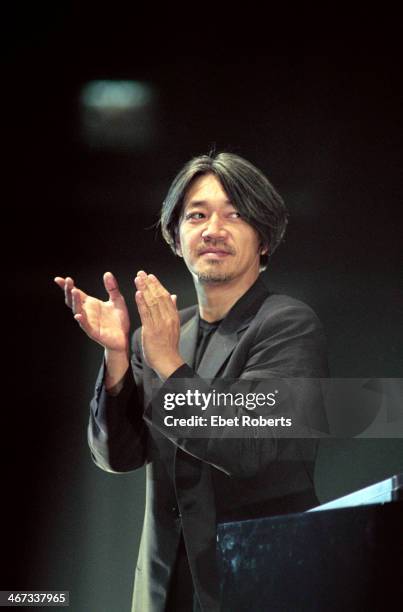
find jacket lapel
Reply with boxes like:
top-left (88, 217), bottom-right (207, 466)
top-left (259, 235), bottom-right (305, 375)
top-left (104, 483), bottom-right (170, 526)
top-left (196, 327), bottom-right (239, 379)
top-left (197, 277), bottom-right (271, 379)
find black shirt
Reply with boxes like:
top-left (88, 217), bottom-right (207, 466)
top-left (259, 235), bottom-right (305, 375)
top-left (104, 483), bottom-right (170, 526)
top-left (193, 317), bottom-right (222, 371)
top-left (165, 317), bottom-right (221, 611)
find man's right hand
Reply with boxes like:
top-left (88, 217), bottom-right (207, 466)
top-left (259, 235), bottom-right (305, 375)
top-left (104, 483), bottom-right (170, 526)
top-left (54, 272), bottom-right (132, 391)
top-left (54, 272), bottom-right (130, 353)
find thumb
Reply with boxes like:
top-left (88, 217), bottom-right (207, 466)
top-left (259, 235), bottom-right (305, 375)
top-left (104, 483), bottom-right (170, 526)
top-left (170, 294), bottom-right (177, 307)
top-left (103, 271), bottom-right (122, 301)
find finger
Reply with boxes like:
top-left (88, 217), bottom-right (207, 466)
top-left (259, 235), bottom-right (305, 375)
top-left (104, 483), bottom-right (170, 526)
top-left (54, 276), bottom-right (66, 290)
top-left (134, 275), bottom-right (161, 324)
top-left (71, 287), bottom-right (83, 316)
top-left (134, 273), bottom-right (153, 300)
top-left (140, 275), bottom-right (169, 320)
top-left (135, 290), bottom-right (153, 326)
top-left (146, 274), bottom-right (166, 297)
top-left (64, 277), bottom-right (75, 308)
top-left (73, 310), bottom-right (93, 338)
top-left (147, 274), bottom-right (176, 317)
top-left (134, 272), bottom-right (151, 294)
top-left (137, 273), bottom-right (172, 324)
top-left (134, 273), bottom-right (147, 293)
top-left (171, 294), bottom-right (177, 307)
top-left (103, 271), bottom-right (123, 302)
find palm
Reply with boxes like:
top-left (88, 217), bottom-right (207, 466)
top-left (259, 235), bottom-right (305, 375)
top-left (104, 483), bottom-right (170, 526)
top-left (79, 291), bottom-right (130, 351)
top-left (55, 273), bottom-right (131, 352)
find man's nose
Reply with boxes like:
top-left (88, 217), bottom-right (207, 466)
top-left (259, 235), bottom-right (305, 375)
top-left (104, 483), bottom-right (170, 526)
top-left (201, 214), bottom-right (228, 240)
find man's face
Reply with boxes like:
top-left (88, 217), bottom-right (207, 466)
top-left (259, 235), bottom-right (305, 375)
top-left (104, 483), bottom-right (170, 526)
top-left (176, 173), bottom-right (267, 285)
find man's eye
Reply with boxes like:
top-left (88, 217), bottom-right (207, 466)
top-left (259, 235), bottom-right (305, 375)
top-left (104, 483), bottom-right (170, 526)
top-left (229, 211), bottom-right (241, 219)
top-left (185, 212), bottom-right (205, 220)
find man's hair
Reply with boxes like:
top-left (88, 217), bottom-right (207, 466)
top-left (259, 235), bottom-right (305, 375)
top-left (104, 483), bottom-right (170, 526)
top-left (160, 151), bottom-right (288, 269)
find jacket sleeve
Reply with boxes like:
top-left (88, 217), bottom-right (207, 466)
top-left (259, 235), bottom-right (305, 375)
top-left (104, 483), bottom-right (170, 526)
top-left (87, 329), bottom-right (148, 473)
top-left (143, 300), bottom-right (329, 479)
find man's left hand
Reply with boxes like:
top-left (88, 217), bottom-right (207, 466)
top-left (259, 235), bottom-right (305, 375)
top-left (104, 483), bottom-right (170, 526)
top-left (134, 271), bottom-right (185, 379)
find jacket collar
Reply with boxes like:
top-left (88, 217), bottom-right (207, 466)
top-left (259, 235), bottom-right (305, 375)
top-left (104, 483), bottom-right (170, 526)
top-left (179, 276), bottom-right (271, 379)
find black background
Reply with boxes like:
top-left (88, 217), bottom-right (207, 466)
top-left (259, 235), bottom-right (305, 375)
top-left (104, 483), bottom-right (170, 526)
top-left (4, 11), bottom-right (403, 611)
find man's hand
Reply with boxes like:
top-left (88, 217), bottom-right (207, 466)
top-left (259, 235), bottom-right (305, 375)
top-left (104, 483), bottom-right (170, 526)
top-left (134, 271), bottom-right (184, 379)
top-left (54, 272), bottom-right (130, 353)
top-left (54, 272), bottom-right (131, 390)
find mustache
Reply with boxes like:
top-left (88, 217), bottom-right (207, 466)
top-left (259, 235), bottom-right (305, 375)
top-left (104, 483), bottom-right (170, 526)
top-left (196, 244), bottom-right (236, 256)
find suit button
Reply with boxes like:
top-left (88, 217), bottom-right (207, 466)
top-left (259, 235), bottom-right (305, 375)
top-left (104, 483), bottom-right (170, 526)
top-left (171, 505), bottom-right (181, 518)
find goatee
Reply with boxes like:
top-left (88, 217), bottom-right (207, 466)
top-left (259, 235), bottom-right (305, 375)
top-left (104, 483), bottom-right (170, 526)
top-left (196, 271), bottom-right (234, 284)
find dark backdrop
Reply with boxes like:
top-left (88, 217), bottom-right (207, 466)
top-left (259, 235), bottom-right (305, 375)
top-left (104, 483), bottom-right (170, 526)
top-left (5, 16), bottom-right (403, 612)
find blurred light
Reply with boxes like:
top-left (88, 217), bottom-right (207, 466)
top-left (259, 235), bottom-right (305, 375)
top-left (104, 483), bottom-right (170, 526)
top-left (79, 80), bottom-right (158, 152)
top-left (81, 80), bottom-right (153, 111)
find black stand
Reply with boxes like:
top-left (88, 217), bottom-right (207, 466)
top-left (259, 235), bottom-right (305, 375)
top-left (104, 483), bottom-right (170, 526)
top-left (217, 475), bottom-right (403, 611)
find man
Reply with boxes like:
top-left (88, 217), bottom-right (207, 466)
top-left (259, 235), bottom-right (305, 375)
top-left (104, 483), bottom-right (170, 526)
top-left (55, 152), bottom-right (328, 611)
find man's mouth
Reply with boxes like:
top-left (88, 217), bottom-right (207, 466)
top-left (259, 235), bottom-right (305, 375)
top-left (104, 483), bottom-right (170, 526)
top-left (198, 247), bottom-right (233, 257)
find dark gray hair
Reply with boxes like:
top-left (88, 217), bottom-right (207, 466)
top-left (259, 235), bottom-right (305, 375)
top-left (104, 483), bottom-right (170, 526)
top-left (160, 151), bottom-right (288, 269)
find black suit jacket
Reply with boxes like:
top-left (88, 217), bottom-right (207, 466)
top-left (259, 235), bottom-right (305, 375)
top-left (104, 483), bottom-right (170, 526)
top-left (88, 277), bottom-right (329, 611)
